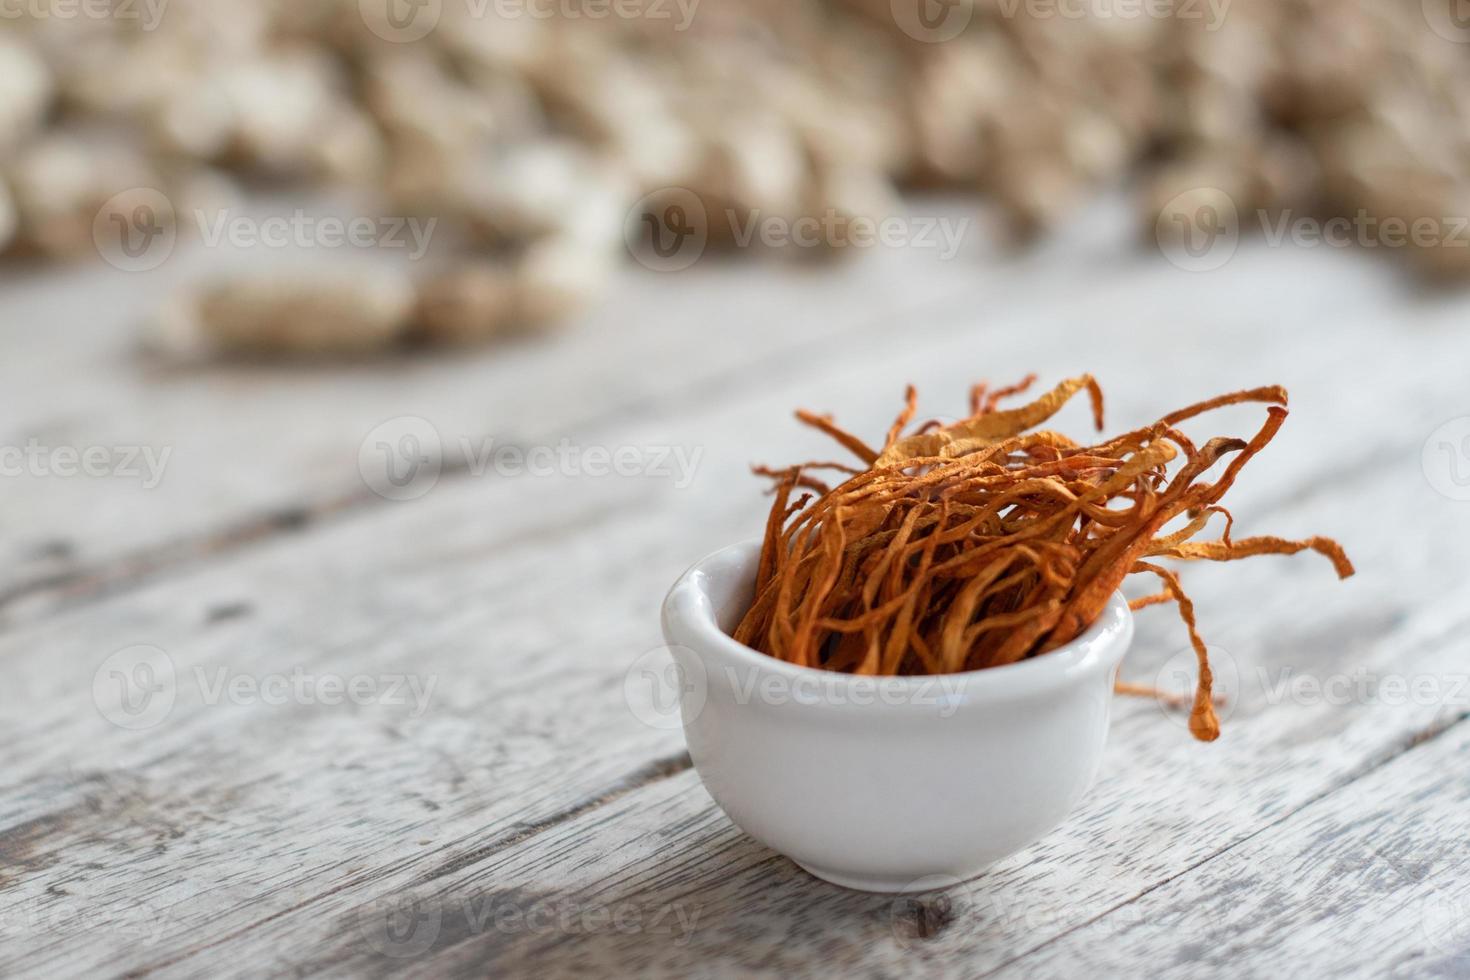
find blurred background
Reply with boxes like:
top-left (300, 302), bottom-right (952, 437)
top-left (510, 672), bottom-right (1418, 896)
top-left (7, 0), bottom-right (1470, 599)
top-left (7, 0), bottom-right (1470, 633)
top-left (6, 2), bottom-right (1470, 637)
top-left (8, 0), bottom-right (1470, 330)
top-left (9, 2), bottom-right (1470, 973)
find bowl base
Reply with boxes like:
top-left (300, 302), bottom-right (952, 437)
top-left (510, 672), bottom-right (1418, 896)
top-left (793, 860), bottom-right (979, 894)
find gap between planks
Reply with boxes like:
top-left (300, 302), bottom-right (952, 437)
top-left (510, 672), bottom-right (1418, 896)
top-left (0, 237), bottom-right (1396, 631)
top-left (87, 421), bottom-right (1462, 978)
top-left (976, 707), bottom-right (1470, 977)
top-left (115, 751), bottom-right (695, 980)
top-left (0, 246), bottom-right (1452, 975)
top-left (0, 279), bottom-right (1004, 629)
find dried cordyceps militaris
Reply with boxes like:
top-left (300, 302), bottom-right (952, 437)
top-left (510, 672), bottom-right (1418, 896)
top-left (733, 376), bottom-right (1354, 741)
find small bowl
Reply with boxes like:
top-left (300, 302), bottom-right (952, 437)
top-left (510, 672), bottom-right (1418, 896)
top-left (660, 540), bottom-right (1134, 893)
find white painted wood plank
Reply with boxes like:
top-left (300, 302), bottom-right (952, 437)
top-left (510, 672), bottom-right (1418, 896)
top-left (3, 237), bottom-right (1468, 976)
top-left (988, 722), bottom-right (1470, 980)
top-left (269, 573), bottom-right (1470, 979)
top-left (0, 196), bottom-right (1003, 612)
top-left (0, 194), bottom-right (1422, 623)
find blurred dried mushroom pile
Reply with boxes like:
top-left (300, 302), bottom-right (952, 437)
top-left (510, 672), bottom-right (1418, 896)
top-left (2, 0), bottom-right (1469, 357)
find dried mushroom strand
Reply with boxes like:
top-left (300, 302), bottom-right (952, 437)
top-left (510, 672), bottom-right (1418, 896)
top-left (735, 376), bottom-right (1354, 742)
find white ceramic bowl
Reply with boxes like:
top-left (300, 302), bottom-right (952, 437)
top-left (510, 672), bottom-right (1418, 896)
top-left (660, 540), bottom-right (1134, 893)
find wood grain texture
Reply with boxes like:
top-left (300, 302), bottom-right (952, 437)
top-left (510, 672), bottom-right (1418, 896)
top-left (990, 721), bottom-right (1470, 980)
top-left (173, 461), bottom-right (1468, 980)
top-left (0, 198), bottom-right (1405, 626)
top-left (4, 217), bottom-right (1470, 977)
top-left (0, 198), bottom-right (1001, 622)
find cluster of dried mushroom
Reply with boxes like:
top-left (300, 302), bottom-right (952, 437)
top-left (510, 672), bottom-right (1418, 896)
top-left (2, 0), bottom-right (1468, 356)
top-left (736, 377), bottom-right (1354, 741)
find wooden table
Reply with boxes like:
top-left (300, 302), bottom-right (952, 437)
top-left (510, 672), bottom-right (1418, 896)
top-left (5, 200), bottom-right (1470, 977)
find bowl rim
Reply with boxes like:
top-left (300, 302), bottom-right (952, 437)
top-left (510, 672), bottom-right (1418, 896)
top-left (662, 539), bottom-right (1134, 705)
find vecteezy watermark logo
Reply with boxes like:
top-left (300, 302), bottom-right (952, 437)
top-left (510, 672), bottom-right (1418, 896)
top-left (1152, 644), bottom-right (1239, 731)
top-left (1155, 187), bottom-right (1239, 272)
top-left (356, 890), bottom-right (701, 956)
top-left (1, 0), bottom-right (170, 29)
top-left (193, 667), bottom-right (437, 715)
top-left (2, 890), bottom-right (172, 946)
top-left (624, 650), bottom-right (971, 730)
top-left (92, 188), bottom-right (177, 272)
top-left (93, 652), bottom-right (438, 731)
top-left (1258, 667), bottom-right (1470, 708)
top-left (0, 439), bottom-right (173, 488)
top-left (467, 895), bottom-right (701, 944)
top-left (465, 440), bottom-right (703, 487)
top-left (994, 0), bottom-right (1230, 29)
top-left (359, 0), bottom-right (441, 41)
top-left (358, 892), bottom-right (443, 958)
top-left (360, 0), bottom-right (699, 41)
top-left (485, 0), bottom-right (699, 26)
top-left (360, 416), bottom-right (444, 502)
top-left (1157, 193), bottom-right (1470, 271)
top-left (891, 0), bottom-right (973, 42)
top-left (95, 196), bottom-right (439, 271)
top-left (625, 188), bottom-right (709, 273)
top-left (726, 211), bottom-right (970, 259)
top-left (625, 187), bottom-right (970, 269)
top-left (1423, 0), bottom-right (1470, 43)
top-left (1258, 209), bottom-right (1470, 252)
top-left (1423, 417), bottom-right (1470, 501)
top-left (1422, 892), bottom-right (1470, 955)
top-left (193, 209), bottom-right (437, 259)
top-left (624, 646), bottom-right (707, 731)
top-left (93, 645), bottom-right (177, 730)
top-left (359, 417), bottom-right (706, 501)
